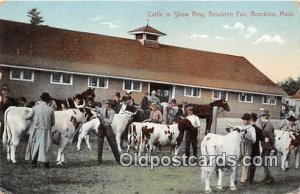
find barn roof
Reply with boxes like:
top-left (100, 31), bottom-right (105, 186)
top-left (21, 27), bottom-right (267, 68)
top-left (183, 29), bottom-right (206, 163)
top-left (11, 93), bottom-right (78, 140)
top-left (292, 89), bottom-right (300, 99)
top-left (128, 25), bottom-right (166, 36)
top-left (0, 19), bottom-right (286, 96)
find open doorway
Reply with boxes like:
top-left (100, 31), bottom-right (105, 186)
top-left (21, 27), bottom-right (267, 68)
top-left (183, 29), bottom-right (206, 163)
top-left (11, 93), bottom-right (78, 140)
top-left (149, 83), bottom-right (173, 103)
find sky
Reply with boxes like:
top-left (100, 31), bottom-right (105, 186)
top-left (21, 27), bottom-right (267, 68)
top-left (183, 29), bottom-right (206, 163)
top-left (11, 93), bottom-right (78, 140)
top-left (0, 0), bottom-right (299, 83)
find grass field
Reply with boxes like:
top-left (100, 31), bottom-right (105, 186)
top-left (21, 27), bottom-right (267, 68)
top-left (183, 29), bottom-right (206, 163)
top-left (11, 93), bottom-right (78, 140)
top-left (1, 132), bottom-right (300, 194)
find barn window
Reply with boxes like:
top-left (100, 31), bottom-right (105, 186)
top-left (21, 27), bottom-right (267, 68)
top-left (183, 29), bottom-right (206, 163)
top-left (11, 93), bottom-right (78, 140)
top-left (88, 76), bottom-right (108, 88)
top-left (262, 95), bottom-right (277, 105)
top-left (50, 72), bottom-right (73, 85)
top-left (212, 90), bottom-right (228, 100)
top-left (123, 80), bottom-right (142, 92)
top-left (238, 93), bottom-right (253, 103)
top-left (10, 68), bottom-right (34, 82)
top-left (184, 87), bottom-right (201, 98)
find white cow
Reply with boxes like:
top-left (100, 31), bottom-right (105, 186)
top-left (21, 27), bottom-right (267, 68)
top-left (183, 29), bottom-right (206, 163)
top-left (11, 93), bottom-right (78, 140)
top-left (201, 126), bottom-right (246, 193)
top-left (134, 119), bottom-right (195, 157)
top-left (77, 112), bottom-right (135, 152)
top-left (274, 129), bottom-right (300, 170)
top-left (3, 105), bottom-right (86, 164)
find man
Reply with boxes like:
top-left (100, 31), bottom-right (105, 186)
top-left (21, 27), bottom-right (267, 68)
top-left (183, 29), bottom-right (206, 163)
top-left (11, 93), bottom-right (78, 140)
top-left (25, 92), bottom-right (55, 168)
top-left (281, 114), bottom-right (299, 136)
top-left (148, 90), bottom-right (160, 105)
top-left (185, 106), bottom-right (201, 159)
top-left (112, 92), bottom-right (122, 112)
top-left (248, 113), bottom-right (265, 183)
top-left (0, 85), bottom-right (17, 139)
top-left (259, 110), bottom-right (275, 184)
top-left (97, 99), bottom-right (120, 164)
top-left (240, 113), bottom-right (256, 185)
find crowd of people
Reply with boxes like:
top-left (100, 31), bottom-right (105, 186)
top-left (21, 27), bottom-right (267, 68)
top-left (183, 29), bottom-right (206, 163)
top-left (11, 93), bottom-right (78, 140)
top-left (0, 84), bottom-right (299, 187)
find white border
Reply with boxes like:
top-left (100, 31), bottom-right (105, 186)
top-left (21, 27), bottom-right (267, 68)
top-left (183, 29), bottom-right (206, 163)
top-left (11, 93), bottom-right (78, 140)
top-left (184, 86), bottom-right (201, 98)
top-left (87, 76), bottom-right (109, 89)
top-left (238, 93), bottom-right (253, 103)
top-left (122, 80), bottom-right (142, 92)
top-left (0, 64), bottom-right (285, 97)
top-left (50, 73), bottom-right (73, 85)
top-left (262, 95), bottom-right (277, 105)
top-left (9, 69), bottom-right (34, 82)
top-left (212, 90), bottom-right (228, 100)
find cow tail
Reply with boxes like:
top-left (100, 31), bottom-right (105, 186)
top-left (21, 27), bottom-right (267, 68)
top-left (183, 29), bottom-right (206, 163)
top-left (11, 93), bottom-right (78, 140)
top-left (201, 136), bottom-right (208, 182)
top-left (2, 107), bottom-right (11, 146)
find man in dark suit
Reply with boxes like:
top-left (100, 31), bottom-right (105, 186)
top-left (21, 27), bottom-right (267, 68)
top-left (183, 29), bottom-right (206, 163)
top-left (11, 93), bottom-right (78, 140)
top-left (259, 110), bottom-right (275, 184)
top-left (247, 113), bottom-right (265, 183)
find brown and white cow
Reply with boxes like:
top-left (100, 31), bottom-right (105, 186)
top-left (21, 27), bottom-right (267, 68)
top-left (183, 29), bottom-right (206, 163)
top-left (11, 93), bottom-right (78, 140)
top-left (131, 119), bottom-right (195, 157)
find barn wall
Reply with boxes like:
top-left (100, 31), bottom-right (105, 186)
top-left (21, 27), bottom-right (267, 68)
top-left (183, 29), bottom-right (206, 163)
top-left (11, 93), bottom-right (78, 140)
top-left (0, 66), bottom-right (281, 118)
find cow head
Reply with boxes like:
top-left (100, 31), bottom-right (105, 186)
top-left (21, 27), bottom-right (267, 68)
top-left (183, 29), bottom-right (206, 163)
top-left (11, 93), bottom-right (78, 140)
top-left (177, 119), bottom-right (195, 133)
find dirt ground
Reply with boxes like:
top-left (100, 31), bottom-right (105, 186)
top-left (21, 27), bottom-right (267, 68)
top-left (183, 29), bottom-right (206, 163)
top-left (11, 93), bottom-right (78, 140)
top-left (1, 132), bottom-right (300, 194)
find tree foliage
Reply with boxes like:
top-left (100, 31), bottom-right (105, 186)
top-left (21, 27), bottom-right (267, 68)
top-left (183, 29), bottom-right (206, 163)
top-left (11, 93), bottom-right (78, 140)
top-left (278, 76), bottom-right (300, 96)
top-left (27, 8), bottom-right (44, 25)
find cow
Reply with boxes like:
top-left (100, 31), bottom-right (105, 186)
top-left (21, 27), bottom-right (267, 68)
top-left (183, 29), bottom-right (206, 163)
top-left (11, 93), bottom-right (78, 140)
top-left (201, 126), bottom-right (247, 192)
top-left (127, 122), bottom-right (145, 153)
top-left (76, 112), bottom-right (136, 152)
top-left (3, 102), bottom-right (86, 165)
top-left (134, 119), bottom-right (195, 157)
top-left (274, 129), bottom-right (300, 170)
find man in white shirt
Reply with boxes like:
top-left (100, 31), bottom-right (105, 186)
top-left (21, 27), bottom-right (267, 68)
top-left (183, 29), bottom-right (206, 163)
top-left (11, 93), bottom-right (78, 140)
top-left (185, 106), bottom-right (201, 159)
top-left (240, 113), bottom-right (256, 185)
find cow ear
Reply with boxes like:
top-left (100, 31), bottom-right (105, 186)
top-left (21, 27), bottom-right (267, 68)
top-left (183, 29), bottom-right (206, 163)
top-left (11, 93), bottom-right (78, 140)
top-left (225, 128), bottom-right (231, 133)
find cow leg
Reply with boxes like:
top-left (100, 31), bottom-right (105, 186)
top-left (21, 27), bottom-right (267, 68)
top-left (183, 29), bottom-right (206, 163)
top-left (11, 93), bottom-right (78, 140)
top-left (10, 140), bottom-right (19, 163)
top-left (217, 168), bottom-right (223, 190)
top-left (230, 167), bottom-right (237, 191)
top-left (77, 128), bottom-right (88, 150)
top-left (174, 146), bottom-right (180, 156)
top-left (295, 147), bottom-right (299, 169)
top-left (204, 166), bottom-right (214, 193)
top-left (6, 144), bottom-right (11, 162)
top-left (281, 153), bottom-right (288, 170)
top-left (56, 137), bottom-right (69, 165)
top-left (84, 135), bottom-right (92, 150)
top-left (115, 133), bottom-right (123, 153)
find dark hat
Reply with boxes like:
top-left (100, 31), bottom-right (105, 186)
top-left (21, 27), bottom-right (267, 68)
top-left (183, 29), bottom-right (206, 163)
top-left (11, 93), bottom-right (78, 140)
top-left (40, 92), bottom-right (52, 101)
top-left (287, 115), bottom-right (297, 122)
top-left (241, 113), bottom-right (251, 120)
top-left (250, 113), bottom-right (258, 121)
top-left (115, 92), bottom-right (121, 97)
top-left (121, 96), bottom-right (127, 102)
top-left (102, 99), bottom-right (114, 105)
top-left (259, 110), bottom-right (270, 117)
top-left (171, 99), bottom-right (177, 104)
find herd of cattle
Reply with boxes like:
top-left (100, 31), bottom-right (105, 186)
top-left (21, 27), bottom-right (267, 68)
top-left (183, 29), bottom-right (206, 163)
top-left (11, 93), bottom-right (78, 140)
top-left (1, 100), bottom-right (300, 192)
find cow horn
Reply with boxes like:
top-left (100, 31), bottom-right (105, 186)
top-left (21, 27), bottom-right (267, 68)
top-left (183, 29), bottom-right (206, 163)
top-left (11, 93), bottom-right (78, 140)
top-left (74, 99), bottom-right (86, 109)
top-left (289, 133), bottom-right (296, 140)
top-left (74, 100), bottom-right (79, 109)
top-left (227, 122), bottom-right (234, 129)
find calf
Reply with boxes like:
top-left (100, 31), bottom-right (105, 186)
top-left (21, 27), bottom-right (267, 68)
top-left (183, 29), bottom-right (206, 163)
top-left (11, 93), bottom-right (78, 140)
top-left (137, 119), bottom-right (195, 157)
top-left (274, 129), bottom-right (300, 170)
top-left (201, 126), bottom-right (246, 192)
top-left (77, 112), bottom-right (135, 152)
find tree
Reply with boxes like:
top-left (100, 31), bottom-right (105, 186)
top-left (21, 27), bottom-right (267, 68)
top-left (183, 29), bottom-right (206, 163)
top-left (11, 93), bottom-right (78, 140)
top-left (27, 8), bottom-right (44, 25)
top-left (278, 76), bottom-right (300, 96)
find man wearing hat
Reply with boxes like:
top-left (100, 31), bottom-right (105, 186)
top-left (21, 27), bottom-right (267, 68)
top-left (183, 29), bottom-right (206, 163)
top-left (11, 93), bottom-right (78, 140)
top-left (97, 99), bottom-right (120, 164)
top-left (240, 113), bottom-right (256, 185)
top-left (282, 114), bottom-right (299, 136)
top-left (247, 113), bottom-right (265, 184)
top-left (185, 106), bottom-right (201, 160)
top-left (25, 92), bottom-right (55, 168)
top-left (148, 90), bottom-right (160, 105)
top-left (259, 110), bottom-right (275, 184)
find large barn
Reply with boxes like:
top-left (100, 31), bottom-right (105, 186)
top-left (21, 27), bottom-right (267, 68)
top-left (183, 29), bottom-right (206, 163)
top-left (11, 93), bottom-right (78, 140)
top-left (0, 19), bottom-right (286, 117)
